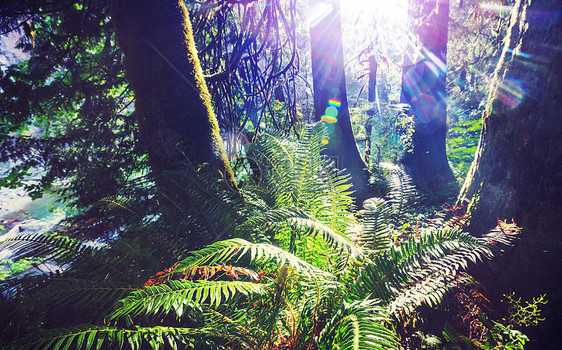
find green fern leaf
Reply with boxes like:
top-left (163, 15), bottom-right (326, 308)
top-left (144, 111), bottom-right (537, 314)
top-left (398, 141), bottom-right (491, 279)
top-left (353, 225), bottom-right (519, 312)
top-left (108, 280), bottom-right (268, 321)
top-left (174, 238), bottom-right (332, 278)
top-left (317, 299), bottom-right (399, 350)
top-left (8, 324), bottom-right (244, 350)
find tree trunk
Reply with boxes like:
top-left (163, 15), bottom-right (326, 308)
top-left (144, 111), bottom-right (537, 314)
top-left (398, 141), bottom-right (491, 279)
top-left (111, 0), bottom-right (236, 194)
top-left (368, 55), bottom-right (378, 103)
top-left (364, 55), bottom-right (378, 165)
top-left (458, 0), bottom-right (562, 345)
top-left (400, 0), bottom-right (456, 201)
top-left (309, 0), bottom-right (372, 204)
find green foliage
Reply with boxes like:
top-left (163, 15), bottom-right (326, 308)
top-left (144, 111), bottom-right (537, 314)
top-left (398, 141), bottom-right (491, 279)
top-left (0, 0), bottom-right (141, 209)
top-left (350, 103), bottom-right (413, 165)
top-left (411, 331), bottom-right (442, 349)
top-left (439, 312), bottom-right (530, 350)
top-left (0, 232), bottom-right (127, 279)
top-left (483, 322), bottom-right (529, 350)
top-left (441, 321), bottom-right (479, 350)
top-left (447, 119), bottom-right (482, 183)
top-left (6, 324), bottom-right (238, 350)
top-left (0, 124), bottom-right (521, 349)
top-left (358, 198), bottom-right (392, 252)
top-left (0, 257), bottom-right (43, 280)
top-left (352, 225), bottom-right (517, 316)
top-left (316, 299), bottom-right (397, 350)
top-left (108, 279), bottom-right (268, 321)
top-left (502, 292), bottom-right (548, 328)
top-left (242, 124), bottom-right (357, 259)
top-left (384, 163), bottom-right (418, 224)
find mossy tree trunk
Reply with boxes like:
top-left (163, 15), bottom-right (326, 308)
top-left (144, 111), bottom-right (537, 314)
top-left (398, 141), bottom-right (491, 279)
top-left (309, 0), bottom-right (372, 204)
top-left (458, 0), bottom-right (562, 344)
top-left (111, 0), bottom-right (236, 196)
top-left (400, 0), bottom-right (457, 201)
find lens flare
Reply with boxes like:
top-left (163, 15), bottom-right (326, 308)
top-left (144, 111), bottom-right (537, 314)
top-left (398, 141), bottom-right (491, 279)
top-left (478, 3), bottom-right (513, 12)
top-left (321, 99), bottom-right (341, 124)
top-left (321, 115), bottom-right (338, 123)
top-left (497, 78), bottom-right (525, 109)
top-left (326, 106), bottom-right (338, 117)
top-left (424, 51), bottom-right (447, 76)
top-left (328, 99), bottom-right (341, 107)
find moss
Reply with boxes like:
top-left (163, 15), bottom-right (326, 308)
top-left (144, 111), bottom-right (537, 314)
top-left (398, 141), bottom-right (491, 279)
top-left (463, 188), bottom-right (480, 230)
top-left (111, 0), bottom-right (237, 190)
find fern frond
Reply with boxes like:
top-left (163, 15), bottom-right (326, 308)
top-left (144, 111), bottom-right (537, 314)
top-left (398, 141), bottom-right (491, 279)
top-left (388, 223), bottom-right (519, 315)
top-left (242, 207), bottom-right (360, 255)
top-left (108, 279), bottom-right (268, 321)
top-left (316, 158), bottom-right (355, 234)
top-left (353, 226), bottom-right (519, 311)
top-left (174, 238), bottom-right (332, 278)
top-left (250, 124), bottom-right (351, 212)
top-left (248, 131), bottom-right (297, 206)
top-left (389, 273), bottom-right (471, 316)
top-left (482, 220), bottom-right (521, 246)
top-left (382, 163), bottom-right (417, 223)
top-left (164, 160), bottom-right (244, 241)
top-left (14, 278), bottom-right (139, 320)
top-left (317, 299), bottom-right (399, 350)
top-left (7, 323), bottom-right (249, 350)
top-left (359, 198), bottom-right (392, 252)
top-left (0, 233), bottom-right (126, 278)
top-left (290, 124), bottom-right (325, 207)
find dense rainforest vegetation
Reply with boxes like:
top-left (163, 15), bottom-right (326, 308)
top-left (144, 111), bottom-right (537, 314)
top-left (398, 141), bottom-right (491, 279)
top-left (0, 0), bottom-right (560, 349)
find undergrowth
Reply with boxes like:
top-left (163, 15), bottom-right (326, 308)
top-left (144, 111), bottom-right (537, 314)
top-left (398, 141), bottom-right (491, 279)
top-left (0, 123), bottom-right (522, 349)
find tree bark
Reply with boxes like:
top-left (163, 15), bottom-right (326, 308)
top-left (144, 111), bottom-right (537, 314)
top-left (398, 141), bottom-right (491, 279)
top-left (111, 0), bottom-right (236, 193)
top-left (401, 0), bottom-right (456, 201)
top-left (458, 0), bottom-right (562, 344)
top-left (309, 0), bottom-right (372, 204)
top-left (368, 55), bottom-right (378, 103)
top-left (364, 55), bottom-right (378, 165)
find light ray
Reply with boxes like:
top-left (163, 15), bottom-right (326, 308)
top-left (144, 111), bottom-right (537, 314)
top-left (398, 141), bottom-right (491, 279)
top-left (309, 3), bottom-right (334, 27)
top-left (478, 3), bottom-right (513, 12)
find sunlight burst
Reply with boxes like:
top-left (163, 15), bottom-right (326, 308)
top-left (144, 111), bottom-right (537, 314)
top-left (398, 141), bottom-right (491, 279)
top-left (347, 0), bottom-right (408, 21)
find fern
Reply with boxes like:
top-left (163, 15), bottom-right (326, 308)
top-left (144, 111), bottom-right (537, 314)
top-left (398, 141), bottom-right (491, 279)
top-left (162, 160), bottom-right (245, 242)
top-left (241, 124), bottom-right (358, 260)
top-left (358, 198), bottom-right (392, 252)
top-left (241, 207), bottom-right (360, 256)
top-left (13, 278), bottom-right (139, 321)
top-left (0, 123), bottom-right (523, 350)
top-left (0, 233), bottom-right (126, 279)
top-left (108, 280), bottom-right (269, 321)
top-left (173, 238), bottom-right (332, 279)
top-left (382, 163), bottom-right (418, 224)
top-left (317, 299), bottom-right (399, 350)
top-left (316, 158), bottom-right (356, 235)
top-left (7, 324), bottom-right (249, 350)
top-left (353, 223), bottom-right (520, 315)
